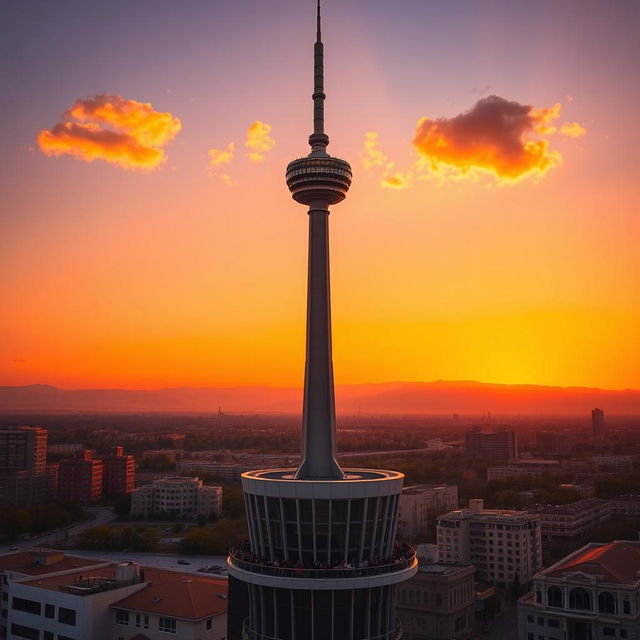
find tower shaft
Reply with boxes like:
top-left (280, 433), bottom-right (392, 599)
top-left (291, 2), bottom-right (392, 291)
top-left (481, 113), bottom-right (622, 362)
top-left (298, 205), bottom-right (342, 479)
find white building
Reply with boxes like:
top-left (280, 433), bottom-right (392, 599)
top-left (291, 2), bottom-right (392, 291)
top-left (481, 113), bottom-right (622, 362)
top-left (487, 459), bottom-right (562, 481)
top-left (130, 476), bottom-right (222, 520)
top-left (526, 498), bottom-right (613, 540)
top-left (2, 553), bottom-right (228, 640)
top-left (398, 484), bottom-right (458, 537)
top-left (518, 540), bottom-right (640, 640)
top-left (437, 499), bottom-right (542, 586)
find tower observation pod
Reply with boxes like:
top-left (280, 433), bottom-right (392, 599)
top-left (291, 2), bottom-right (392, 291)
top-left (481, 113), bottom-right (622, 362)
top-left (227, 4), bottom-right (417, 639)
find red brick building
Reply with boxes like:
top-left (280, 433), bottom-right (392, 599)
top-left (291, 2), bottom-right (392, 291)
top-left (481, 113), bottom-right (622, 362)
top-left (100, 445), bottom-right (135, 496)
top-left (58, 449), bottom-right (103, 504)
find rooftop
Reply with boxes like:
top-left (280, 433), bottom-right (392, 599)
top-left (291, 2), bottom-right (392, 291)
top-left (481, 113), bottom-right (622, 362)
top-left (17, 562), bottom-right (227, 619)
top-left (0, 550), bottom-right (105, 576)
top-left (543, 541), bottom-right (640, 585)
top-left (439, 508), bottom-right (537, 522)
top-left (527, 498), bottom-right (608, 515)
top-left (418, 563), bottom-right (472, 576)
top-left (112, 568), bottom-right (227, 620)
top-left (402, 484), bottom-right (451, 495)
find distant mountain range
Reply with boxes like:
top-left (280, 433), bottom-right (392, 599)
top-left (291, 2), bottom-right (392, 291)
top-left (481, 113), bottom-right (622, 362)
top-left (0, 381), bottom-right (639, 414)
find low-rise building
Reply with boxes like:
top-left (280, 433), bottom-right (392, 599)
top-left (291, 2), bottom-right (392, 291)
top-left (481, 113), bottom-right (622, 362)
top-left (131, 476), bottom-right (222, 520)
top-left (518, 540), bottom-right (640, 640)
top-left (609, 494), bottom-right (640, 519)
top-left (527, 498), bottom-right (613, 541)
top-left (437, 499), bottom-right (542, 587)
top-left (592, 456), bottom-right (633, 474)
top-left (396, 562), bottom-right (475, 640)
top-left (2, 552), bottom-right (228, 640)
top-left (487, 459), bottom-right (562, 481)
top-left (398, 484), bottom-right (458, 537)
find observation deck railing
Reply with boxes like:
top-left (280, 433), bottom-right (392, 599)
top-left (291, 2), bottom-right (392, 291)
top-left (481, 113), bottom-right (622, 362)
top-left (242, 617), bottom-right (402, 640)
top-left (229, 543), bottom-right (416, 580)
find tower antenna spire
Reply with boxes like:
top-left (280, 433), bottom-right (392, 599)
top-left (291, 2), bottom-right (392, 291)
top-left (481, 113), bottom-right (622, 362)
top-left (309, 0), bottom-right (328, 153)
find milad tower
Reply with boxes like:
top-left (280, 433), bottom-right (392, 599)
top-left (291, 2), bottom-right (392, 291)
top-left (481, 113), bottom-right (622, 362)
top-left (227, 4), bottom-right (417, 639)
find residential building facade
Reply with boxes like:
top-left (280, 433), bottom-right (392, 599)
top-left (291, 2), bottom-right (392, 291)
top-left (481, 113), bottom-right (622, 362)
top-left (465, 428), bottom-right (518, 462)
top-left (437, 499), bottom-right (542, 586)
top-left (130, 476), bottom-right (222, 519)
top-left (398, 484), bottom-right (458, 537)
top-left (57, 449), bottom-right (103, 505)
top-left (396, 562), bottom-right (475, 640)
top-left (100, 446), bottom-right (135, 497)
top-left (1, 552), bottom-right (227, 640)
top-left (527, 498), bottom-right (613, 541)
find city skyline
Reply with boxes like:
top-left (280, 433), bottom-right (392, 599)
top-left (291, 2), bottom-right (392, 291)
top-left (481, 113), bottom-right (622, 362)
top-left (2, 0), bottom-right (639, 392)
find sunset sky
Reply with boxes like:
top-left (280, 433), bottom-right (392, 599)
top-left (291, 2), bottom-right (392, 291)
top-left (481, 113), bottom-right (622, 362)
top-left (1, 0), bottom-right (638, 391)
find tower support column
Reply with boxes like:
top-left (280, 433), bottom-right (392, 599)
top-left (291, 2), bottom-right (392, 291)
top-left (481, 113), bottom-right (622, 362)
top-left (297, 204), bottom-right (343, 480)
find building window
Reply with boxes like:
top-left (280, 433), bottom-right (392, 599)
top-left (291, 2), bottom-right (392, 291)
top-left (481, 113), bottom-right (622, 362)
top-left (10, 624), bottom-right (39, 640)
top-left (548, 620), bottom-right (559, 628)
top-left (206, 618), bottom-right (212, 630)
top-left (623, 600), bottom-right (631, 614)
top-left (44, 604), bottom-right (55, 619)
top-left (159, 617), bottom-right (177, 633)
top-left (57, 607), bottom-right (76, 626)
top-left (12, 597), bottom-right (41, 616)
top-left (115, 609), bottom-right (129, 626)
top-left (620, 630), bottom-right (627, 638)
top-left (547, 586), bottom-right (563, 608)
top-left (569, 588), bottom-right (592, 611)
top-left (44, 632), bottom-right (53, 640)
top-left (144, 615), bottom-right (149, 629)
top-left (599, 592), bottom-right (617, 615)
top-left (603, 629), bottom-right (615, 637)
top-left (527, 616), bottom-right (533, 623)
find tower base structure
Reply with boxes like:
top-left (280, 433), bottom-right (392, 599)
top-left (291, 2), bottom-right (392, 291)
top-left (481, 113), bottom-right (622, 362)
top-left (227, 469), bottom-right (417, 640)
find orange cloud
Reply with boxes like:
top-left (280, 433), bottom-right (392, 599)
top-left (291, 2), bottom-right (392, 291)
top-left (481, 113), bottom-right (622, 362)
top-left (560, 121), bottom-right (587, 138)
top-left (38, 94), bottom-right (181, 171)
top-left (413, 95), bottom-right (564, 182)
top-left (207, 142), bottom-right (235, 185)
top-left (363, 132), bottom-right (391, 169)
top-left (382, 172), bottom-right (411, 190)
top-left (245, 121), bottom-right (275, 162)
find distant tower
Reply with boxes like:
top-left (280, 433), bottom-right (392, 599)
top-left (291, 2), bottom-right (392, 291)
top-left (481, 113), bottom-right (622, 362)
top-left (227, 4), bottom-right (417, 639)
top-left (592, 408), bottom-right (605, 442)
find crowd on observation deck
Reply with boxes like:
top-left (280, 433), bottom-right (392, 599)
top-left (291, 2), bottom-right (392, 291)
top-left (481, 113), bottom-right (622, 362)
top-left (231, 539), bottom-right (414, 574)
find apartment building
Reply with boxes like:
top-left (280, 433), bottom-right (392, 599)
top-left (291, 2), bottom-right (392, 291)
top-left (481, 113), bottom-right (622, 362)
top-left (100, 446), bottom-right (135, 497)
top-left (518, 541), bottom-right (640, 640)
top-left (131, 476), bottom-right (222, 520)
top-left (610, 494), bottom-right (640, 518)
top-left (0, 550), bottom-right (106, 640)
top-left (398, 484), bottom-right (458, 537)
top-left (0, 426), bottom-right (50, 506)
top-left (487, 460), bottom-right (562, 481)
top-left (1, 552), bottom-right (228, 640)
top-left (57, 450), bottom-right (103, 505)
top-left (396, 562), bottom-right (475, 640)
top-left (527, 498), bottom-right (613, 541)
top-left (437, 499), bottom-right (542, 586)
top-left (465, 428), bottom-right (518, 462)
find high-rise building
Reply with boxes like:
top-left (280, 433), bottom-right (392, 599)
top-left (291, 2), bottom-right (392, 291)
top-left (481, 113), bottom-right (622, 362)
top-left (592, 408), bottom-right (605, 441)
top-left (0, 425), bottom-right (48, 505)
top-left (535, 431), bottom-right (571, 454)
top-left (226, 5), bottom-right (417, 639)
top-left (465, 427), bottom-right (518, 462)
top-left (57, 449), bottom-right (103, 505)
top-left (437, 499), bottom-right (542, 587)
top-left (100, 445), bottom-right (136, 496)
